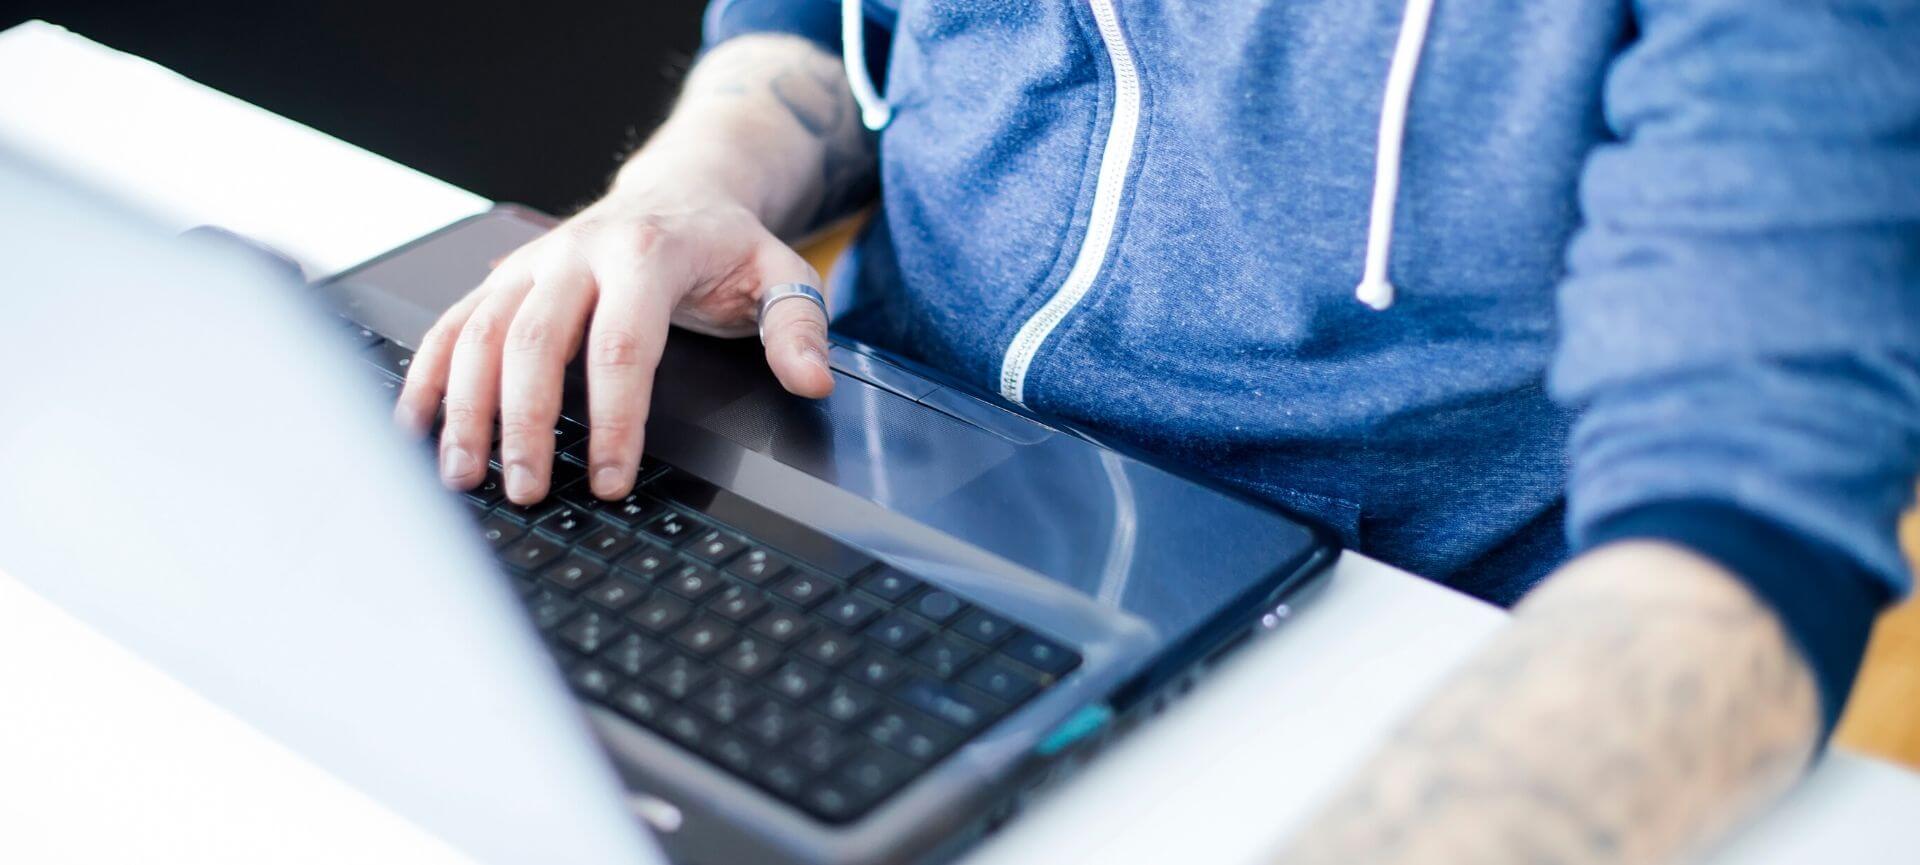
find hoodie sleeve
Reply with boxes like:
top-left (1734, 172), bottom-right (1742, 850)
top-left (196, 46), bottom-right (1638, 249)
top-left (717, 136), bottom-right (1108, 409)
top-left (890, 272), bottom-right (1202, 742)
top-left (1551, 1), bottom-right (1920, 724)
top-left (702, 0), bottom-right (841, 53)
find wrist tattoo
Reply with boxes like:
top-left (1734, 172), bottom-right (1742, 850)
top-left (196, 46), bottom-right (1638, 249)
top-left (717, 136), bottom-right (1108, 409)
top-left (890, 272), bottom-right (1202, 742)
top-left (1273, 548), bottom-right (1820, 865)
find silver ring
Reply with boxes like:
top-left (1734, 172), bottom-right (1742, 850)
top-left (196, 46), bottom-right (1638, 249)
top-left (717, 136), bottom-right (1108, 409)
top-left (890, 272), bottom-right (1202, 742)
top-left (757, 283), bottom-right (827, 342)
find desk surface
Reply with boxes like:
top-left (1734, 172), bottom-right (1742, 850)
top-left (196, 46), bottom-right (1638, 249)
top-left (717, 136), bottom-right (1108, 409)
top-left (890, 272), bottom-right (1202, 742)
top-left (2, 20), bottom-right (1914, 865)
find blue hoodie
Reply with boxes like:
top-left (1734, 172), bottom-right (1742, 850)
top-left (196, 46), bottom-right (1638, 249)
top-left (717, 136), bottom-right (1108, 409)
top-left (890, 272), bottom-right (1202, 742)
top-left (704, 0), bottom-right (1920, 723)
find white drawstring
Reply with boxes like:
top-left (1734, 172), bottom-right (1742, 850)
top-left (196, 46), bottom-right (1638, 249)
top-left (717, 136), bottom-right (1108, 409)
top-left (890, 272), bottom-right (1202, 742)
top-left (1355, 0), bottom-right (1437, 311)
top-left (842, 0), bottom-right (892, 130)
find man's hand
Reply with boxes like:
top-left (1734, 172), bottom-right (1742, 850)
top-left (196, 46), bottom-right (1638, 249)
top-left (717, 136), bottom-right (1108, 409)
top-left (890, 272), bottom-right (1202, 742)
top-left (1273, 541), bottom-right (1820, 865)
top-left (394, 34), bottom-right (874, 505)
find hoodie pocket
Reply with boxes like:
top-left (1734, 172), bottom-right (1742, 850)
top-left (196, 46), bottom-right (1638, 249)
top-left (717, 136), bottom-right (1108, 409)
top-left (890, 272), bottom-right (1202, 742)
top-left (1232, 477), bottom-right (1364, 550)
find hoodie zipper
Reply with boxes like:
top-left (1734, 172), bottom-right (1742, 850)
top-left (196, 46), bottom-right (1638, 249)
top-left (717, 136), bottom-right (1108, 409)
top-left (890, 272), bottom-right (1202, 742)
top-left (997, 0), bottom-right (1144, 406)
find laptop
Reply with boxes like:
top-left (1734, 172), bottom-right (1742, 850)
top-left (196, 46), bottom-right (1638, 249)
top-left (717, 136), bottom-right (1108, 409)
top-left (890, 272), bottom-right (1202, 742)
top-left (0, 153), bottom-right (1336, 865)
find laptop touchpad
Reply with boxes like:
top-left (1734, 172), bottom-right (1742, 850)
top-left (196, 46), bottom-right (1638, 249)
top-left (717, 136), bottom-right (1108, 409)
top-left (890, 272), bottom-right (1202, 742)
top-left (654, 333), bottom-right (1015, 511)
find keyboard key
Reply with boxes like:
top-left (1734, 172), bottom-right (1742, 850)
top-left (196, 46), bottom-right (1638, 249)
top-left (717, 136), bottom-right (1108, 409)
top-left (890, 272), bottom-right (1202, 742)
top-left (802, 780), bottom-right (864, 823)
top-left (611, 686), bottom-right (667, 725)
top-left (525, 590), bottom-right (579, 631)
top-left (577, 525), bottom-right (639, 561)
top-left (502, 534), bottom-right (566, 572)
top-left (742, 701), bottom-right (801, 747)
top-left (707, 583), bottom-right (768, 623)
top-left (365, 340), bottom-right (416, 378)
top-left (854, 567), bottom-right (922, 603)
top-left (820, 595), bottom-right (883, 631)
top-left (583, 577), bottom-right (646, 612)
top-left (478, 513), bottom-right (523, 550)
top-left (559, 611), bottom-right (626, 654)
top-left (657, 709), bottom-right (709, 748)
top-left (790, 721), bottom-right (851, 773)
top-left (767, 661), bottom-right (830, 703)
top-left (799, 629), bottom-right (859, 669)
top-left (616, 546), bottom-right (675, 582)
top-left (719, 637), bottom-right (778, 678)
top-left (1001, 632), bottom-right (1080, 677)
top-left (648, 471), bottom-right (875, 577)
top-left (599, 633), bottom-right (670, 676)
top-left (534, 505), bottom-right (597, 542)
top-left (896, 676), bottom-right (1001, 731)
top-left (466, 470), bottom-right (507, 507)
top-left (661, 562), bottom-right (724, 603)
top-left (628, 594), bottom-right (693, 635)
top-left (724, 548), bottom-right (791, 585)
top-left (952, 609), bottom-right (1016, 646)
top-left (750, 609), bottom-right (812, 644)
top-left (692, 676), bottom-right (759, 725)
top-left (866, 709), bottom-right (958, 763)
top-left (848, 651), bottom-right (907, 689)
top-left (671, 616), bottom-right (737, 657)
top-left (864, 613), bottom-right (928, 652)
top-left (838, 746), bottom-right (915, 801)
top-left (540, 554), bottom-right (606, 593)
top-left (641, 511), bottom-right (703, 547)
top-left (772, 572), bottom-right (836, 610)
top-left (569, 662), bottom-right (617, 699)
top-left (909, 590), bottom-right (968, 625)
top-left (753, 757), bottom-right (808, 799)
top-left (340, 320), bottom-right (383, 347)
top-left (814, 682), bottom-right (880, 725)
top-left (704, 732), bottom-right (759, 775)
top-left (646, 655), bottom-right (710, 700)
top-left (548, 459), bottom-right (587, 498)
top-left (552, 418), bottom-right (589, 454)
top-left (599, 493), bottom-right (665, 529)
top-left (911, 635), bottom-right (981, 679)
top-left (684, 528), bottom-right (748, 565)
top-left (960, 657), bottom-right (1042, 704)
top-left (496, 495), bottom-right (567, 526)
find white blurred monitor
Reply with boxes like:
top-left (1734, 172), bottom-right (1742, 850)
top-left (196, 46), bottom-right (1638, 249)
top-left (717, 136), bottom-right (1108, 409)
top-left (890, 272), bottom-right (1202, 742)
top-left (0, 149), bottom-right (666, 865)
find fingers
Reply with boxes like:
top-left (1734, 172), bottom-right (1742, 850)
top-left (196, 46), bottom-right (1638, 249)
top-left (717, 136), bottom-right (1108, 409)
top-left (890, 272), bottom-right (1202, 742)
top-left (496, 254), bottom-right (597, 504)
top-left (395, 287), bottom-right (487, 436)
top-left (583, 255), bottom-right (679, 500)
top-left (758, 252), bottom-right (834, 399)
top-left (438, 263), bottom-right (536, 490)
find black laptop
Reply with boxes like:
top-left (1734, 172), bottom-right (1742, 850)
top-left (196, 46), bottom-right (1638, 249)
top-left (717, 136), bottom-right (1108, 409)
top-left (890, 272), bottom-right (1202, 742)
top-left (319, 205), bottom-right (1337, 865)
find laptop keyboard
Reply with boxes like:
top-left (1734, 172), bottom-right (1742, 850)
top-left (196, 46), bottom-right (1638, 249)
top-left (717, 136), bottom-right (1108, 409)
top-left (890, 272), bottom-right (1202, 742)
top-left (349, 324), bottom-right (1082, 823)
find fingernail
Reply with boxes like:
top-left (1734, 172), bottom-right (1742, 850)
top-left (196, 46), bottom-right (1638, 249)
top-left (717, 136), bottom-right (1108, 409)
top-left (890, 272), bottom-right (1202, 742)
top-left (593, 466), bottom-right (625, 497)
top-left (801, 345), bottom-right (828, 370)
top-left (506, 462), bottom-right (537, 501)
top-left (441, 445), bottom-right (475, 483)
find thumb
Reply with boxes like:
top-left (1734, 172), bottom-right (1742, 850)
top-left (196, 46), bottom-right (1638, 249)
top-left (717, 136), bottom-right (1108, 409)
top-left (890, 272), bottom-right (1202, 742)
top-left (757, 256), bottom-right (835, 399)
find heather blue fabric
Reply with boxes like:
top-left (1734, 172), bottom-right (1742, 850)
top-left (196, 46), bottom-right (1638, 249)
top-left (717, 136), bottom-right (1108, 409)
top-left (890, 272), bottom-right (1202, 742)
top-left (703, 1), bottom-right (1920, 611)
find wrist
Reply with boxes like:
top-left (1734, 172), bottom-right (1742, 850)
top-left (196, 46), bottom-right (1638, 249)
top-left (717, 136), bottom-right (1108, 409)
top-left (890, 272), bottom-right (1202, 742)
top-left (611, 109), bottom-right (814, 227)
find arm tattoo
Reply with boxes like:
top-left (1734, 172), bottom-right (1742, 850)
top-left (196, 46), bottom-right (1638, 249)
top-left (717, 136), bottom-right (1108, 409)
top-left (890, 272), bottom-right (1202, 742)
top-left (768, 64), bottom-right (880, 231)
top-left (684, 40), bottom-right (878, 233)
top-left (1273, 543), bottom-right (1820, 865)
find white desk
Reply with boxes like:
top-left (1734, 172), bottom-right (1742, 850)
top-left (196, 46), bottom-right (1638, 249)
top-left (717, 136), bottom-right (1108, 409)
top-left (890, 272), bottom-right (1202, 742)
top-left (2, 20), bottom-right (1915, 865)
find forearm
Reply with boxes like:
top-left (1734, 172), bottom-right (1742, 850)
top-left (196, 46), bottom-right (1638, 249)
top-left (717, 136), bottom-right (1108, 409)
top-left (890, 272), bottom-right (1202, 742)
top-left (612, 34), bottom-right (875, 239)
top-left (1274, 541), bottom-right (1820, 865)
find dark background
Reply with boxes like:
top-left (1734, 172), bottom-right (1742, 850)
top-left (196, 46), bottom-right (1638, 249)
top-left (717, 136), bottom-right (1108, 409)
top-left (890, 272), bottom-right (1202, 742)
top-left (1, 2), bottom-right (710, 213)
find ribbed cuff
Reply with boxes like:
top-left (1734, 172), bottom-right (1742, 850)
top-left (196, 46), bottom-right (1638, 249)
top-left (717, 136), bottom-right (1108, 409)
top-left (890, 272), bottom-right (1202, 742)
top-left (702, 0), bottom-right (842, 54)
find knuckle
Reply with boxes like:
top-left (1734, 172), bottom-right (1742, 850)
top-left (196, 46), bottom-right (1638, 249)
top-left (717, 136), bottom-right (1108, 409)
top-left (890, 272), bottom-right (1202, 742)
top-left (625, 219), bottom-right (672, 256)
top-left (590, 328), bottom-right (649, 370)
top-left (780, 314), bottom-right (829, 346)
top-left (440, 397), bottom-right (487, 429)
top-left (497, 409), bottom-right (550, 445)
top-left (457, 313), bottom-right (507, 348)
top-left (588, 417), bottom-right (635, 444)
top-left (504, 316), bottom-right (554, 356)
